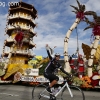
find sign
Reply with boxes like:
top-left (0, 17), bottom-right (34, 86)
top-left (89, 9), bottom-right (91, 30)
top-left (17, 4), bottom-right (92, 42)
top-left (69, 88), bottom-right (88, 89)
top-left (21, 75), bottom-right (64, 83)
top-left (21, 76), bottom-right (49, 82)
top-left (35, 76), bottom-right (49, 82)
top-left (21, 76), bottom-right (35, 82)
top-left (25, 68), bottom-right (39, 76)
top-left (14, 72), bottom-right (22, 81)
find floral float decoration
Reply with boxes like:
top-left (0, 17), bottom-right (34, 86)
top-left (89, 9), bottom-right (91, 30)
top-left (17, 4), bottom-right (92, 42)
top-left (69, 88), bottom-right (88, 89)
top-left (71, 76), bottom-right (92, 88)
top-left (64, 0), bottom-right (95, 73)
top-left (90, 72), bottom-right (100, 87)
top-left (84, 12), bottom-right (100, 77)
top-left (81, 76), bottom-right (92, 88)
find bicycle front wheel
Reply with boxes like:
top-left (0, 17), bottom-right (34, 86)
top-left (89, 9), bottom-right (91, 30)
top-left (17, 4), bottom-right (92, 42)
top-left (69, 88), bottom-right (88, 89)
top-left (32, 84), bottom-right (50, 100)
top-left (61, 85), bottom-right (85, 100)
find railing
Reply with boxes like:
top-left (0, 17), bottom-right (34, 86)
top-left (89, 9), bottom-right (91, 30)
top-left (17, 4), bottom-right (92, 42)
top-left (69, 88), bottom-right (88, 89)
top-left (6, 37), bottom-right (15, 42)
top-left (6, 25), bottom-right (15, 29)
top-left (29, 40), bottom-right (35, 46)
top-left (6, 36), bottom-right (34, 44)
top-left (8, 15), bottom-right (35, 23)
top-left (4, 49), bottom-right (34, 56)
top-left (6, 25), bottom-right (34, 33)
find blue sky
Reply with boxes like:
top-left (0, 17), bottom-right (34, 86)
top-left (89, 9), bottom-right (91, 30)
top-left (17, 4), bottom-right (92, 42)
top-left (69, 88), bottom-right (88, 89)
top-left (0, 0), bottom-right (100, 57)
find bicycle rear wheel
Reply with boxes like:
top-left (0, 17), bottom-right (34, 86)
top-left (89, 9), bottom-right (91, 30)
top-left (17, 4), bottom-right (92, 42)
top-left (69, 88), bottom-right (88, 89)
top-left (32, 84), bottom-right (50, 100)
top-left (61, 85), bottom-right (85, 100)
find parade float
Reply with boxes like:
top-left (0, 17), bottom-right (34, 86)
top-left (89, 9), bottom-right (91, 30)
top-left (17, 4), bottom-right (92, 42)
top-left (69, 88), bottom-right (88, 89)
top-left (0, 1), bottom-right (38, 83)
top-left (63, 0), bottom-right (100, 89)
top-left (0, 0), bottom-right (50, 85)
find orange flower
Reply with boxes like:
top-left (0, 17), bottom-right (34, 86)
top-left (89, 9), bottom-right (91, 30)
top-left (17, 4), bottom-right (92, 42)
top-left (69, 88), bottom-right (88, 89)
top-left (80, 76), bottom-right (93, 88)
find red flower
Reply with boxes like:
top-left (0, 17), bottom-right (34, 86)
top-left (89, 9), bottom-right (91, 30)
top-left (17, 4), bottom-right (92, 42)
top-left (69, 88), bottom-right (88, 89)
top-left (15, 31), bottom-right (24, 43)
top-left (90, 72), bottom-right (99, 87)
top-left (76, 12), bottom-right (85, 20)
top-left (92, 25), bottom-right (100, 36)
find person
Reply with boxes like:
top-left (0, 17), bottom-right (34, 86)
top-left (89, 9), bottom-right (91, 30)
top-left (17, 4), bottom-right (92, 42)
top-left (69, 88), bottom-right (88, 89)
top-left (78, 54), bottom-right (84, 78)
top-left (44, 44), bottom-right (70, 94)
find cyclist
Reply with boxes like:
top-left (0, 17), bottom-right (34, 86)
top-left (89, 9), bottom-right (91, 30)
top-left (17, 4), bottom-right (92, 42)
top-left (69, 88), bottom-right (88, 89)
top-left (44, 44), bottom-right (70, 94)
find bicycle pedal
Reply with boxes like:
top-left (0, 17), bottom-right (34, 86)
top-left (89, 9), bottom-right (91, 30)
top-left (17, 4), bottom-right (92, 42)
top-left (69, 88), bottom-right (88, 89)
top-left (50, 95), bottom-right (56, 100)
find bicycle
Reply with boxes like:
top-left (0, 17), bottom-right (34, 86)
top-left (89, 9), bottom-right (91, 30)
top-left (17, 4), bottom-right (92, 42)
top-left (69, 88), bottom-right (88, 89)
top-left (32, 75), bottom-right (85, 100)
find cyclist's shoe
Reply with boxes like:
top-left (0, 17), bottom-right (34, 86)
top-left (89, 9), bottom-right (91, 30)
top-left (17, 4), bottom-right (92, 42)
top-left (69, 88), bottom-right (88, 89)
top-left (46, 87), bottom-right (52, 94)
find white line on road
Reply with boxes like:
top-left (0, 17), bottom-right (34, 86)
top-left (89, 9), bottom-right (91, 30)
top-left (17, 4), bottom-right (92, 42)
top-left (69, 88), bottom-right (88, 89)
top-left (0, 93), bottom-right (19, 96)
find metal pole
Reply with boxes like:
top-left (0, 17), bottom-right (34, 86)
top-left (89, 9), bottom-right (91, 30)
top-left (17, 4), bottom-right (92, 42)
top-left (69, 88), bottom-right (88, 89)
top-left (76, 27), bottom-right (79, 57)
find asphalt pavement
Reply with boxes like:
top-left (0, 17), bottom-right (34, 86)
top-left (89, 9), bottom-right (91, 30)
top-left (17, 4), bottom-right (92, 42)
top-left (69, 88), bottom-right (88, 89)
top-left (0, 84), bottom-right (100, 100)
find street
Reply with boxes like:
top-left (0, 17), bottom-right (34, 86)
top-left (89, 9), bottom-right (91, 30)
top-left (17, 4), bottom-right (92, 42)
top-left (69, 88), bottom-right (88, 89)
top-left (0, 84), bottom-right (100, 100)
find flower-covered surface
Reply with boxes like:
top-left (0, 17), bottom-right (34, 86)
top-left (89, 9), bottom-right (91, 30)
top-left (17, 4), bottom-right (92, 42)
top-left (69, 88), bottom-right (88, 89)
top-left (0, 61), bottom-right (5, 76)
top-left (80, 76), bottom-right (92, 88)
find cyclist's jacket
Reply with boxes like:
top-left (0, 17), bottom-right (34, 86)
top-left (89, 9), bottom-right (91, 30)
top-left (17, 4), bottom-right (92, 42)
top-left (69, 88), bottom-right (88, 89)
top-left (44, 46), bottom-right (69, 75)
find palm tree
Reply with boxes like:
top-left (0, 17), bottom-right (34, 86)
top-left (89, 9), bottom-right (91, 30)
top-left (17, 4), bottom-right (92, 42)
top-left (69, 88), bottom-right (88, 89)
top-left (84, 12), bottom-right (100, 77)
top-left (64, 0), bottom-right (86, 73)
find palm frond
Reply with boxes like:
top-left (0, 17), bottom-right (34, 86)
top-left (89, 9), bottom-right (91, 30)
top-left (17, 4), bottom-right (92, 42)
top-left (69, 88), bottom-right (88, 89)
top-left (84, 26), bottom-right (92, 31)
top-left (76, 0), bottom-right (81, 9)
top-left (70, 5), bottom-right (79, 12)
top-left (81, 5), bottom-right (85, 12)
top-left (71, 0), bottom-right (86, 14)
top-left (85, 11), bottom-right (97, 19)
top-left (83, 17), bottom-right (94, 26)
top-left (72, 11), bottom-right (77, 14)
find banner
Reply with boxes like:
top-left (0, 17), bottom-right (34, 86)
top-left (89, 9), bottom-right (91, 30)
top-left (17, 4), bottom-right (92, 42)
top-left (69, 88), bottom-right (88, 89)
top-left (21, 76), bottom-right (49, 82)
top-left (21, 75), bottom-right (64, 83)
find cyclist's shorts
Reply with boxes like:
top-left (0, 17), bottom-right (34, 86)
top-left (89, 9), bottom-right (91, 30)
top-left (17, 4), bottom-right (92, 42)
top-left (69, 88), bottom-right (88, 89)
top-left (44, 72), bottom-right (59, 83)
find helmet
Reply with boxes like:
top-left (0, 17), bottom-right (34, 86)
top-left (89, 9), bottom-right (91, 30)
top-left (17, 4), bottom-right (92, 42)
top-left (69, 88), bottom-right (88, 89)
top-left (55, 53), bottom-right (60, 57)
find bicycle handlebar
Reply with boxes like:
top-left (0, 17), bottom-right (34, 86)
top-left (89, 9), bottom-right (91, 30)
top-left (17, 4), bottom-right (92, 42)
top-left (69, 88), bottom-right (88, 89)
top-left (63, 74), bottom-right (74, 85)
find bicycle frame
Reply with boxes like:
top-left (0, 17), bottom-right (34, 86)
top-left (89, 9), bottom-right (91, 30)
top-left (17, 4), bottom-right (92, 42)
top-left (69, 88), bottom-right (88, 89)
top-left (39, 81), bottom-right (73, 99)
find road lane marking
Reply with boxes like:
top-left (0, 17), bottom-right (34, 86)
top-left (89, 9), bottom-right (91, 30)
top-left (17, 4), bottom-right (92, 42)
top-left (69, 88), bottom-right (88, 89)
top-left (0, 93), bottom-right (19, 96)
